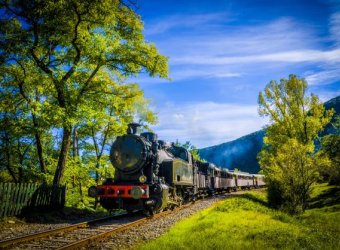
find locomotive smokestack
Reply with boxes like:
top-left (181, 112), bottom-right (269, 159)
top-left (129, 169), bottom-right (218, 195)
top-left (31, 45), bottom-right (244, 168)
top-left (127, 123), bottom-right (141, 135)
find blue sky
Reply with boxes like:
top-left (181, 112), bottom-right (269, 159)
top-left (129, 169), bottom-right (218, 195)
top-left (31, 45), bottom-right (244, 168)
top-left (130, 0), bottom-right (340, 148)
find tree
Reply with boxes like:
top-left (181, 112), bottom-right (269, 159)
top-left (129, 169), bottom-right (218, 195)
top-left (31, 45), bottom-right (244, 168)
top-left (0, 61), bottom-right (54, 182)
top-left (0, 0), bottom-right (168, 188)
top-left (318, 116), bottom-right (340, 185)
top-left (258, 75), bottom-right (333, 214)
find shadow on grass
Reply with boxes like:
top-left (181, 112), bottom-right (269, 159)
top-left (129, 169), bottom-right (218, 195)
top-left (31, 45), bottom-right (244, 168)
top-left (308, 186), bottom-right (340, 209)
top-left (233, 192), bottom-right (269, 207)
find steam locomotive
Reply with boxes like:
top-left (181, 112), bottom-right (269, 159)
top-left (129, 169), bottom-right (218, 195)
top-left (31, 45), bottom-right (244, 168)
top-left (88, 123), bottom-right (265, 214)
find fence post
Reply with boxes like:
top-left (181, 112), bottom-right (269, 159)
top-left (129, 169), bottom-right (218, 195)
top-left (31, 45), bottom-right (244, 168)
top-left (0, 183), bottom-right (4, 217)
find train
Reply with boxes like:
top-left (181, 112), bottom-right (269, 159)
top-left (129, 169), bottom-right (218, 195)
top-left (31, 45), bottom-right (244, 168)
top-left (88, 123), bottom-right (265, 214)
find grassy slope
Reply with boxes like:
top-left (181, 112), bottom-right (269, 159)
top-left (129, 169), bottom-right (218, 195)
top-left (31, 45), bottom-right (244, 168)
top-left (138, 185), bottom-right (340, 250)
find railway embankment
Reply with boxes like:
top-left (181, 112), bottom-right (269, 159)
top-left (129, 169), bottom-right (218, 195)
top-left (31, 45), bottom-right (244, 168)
top-left (137, 184), bottom-right (340, 250)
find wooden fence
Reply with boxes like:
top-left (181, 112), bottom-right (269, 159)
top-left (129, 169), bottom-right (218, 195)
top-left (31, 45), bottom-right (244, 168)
top-left (0, 183), bottom-right (66, 217)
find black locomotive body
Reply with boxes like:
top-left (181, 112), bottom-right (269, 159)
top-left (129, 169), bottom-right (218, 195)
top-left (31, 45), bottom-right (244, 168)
top-left (88, 124), bottom-right (265, 213)
top-left (88, 123), bottom-right (196, 213)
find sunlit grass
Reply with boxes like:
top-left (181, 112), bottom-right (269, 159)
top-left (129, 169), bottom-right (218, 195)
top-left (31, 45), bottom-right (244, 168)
top-left (138, 185), bottom-right (340, 250)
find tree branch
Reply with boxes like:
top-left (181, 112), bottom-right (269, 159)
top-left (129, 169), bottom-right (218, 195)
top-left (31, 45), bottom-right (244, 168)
top-left (77, 62), bottom-right (102, 103)
top-left (61, 3), bottom-right (82, 83)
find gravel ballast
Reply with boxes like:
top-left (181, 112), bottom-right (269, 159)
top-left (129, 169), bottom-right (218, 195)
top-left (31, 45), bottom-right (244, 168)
top-left (0, 212), bottom-right (110, 241)
top-left (90, 195), bottom-right (231, 250)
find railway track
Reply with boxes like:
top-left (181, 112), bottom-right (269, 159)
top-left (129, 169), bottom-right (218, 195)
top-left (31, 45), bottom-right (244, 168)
top-left (0, 191), bottom-right (259, 250)
top-left (0, 202), bottom-right (194, 250)
top-left (0, 212), bottom-right (131, 250)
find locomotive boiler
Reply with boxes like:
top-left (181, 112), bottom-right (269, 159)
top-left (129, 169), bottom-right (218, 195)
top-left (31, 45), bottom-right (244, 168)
top-left (88, 123), bottom-right (195, 214)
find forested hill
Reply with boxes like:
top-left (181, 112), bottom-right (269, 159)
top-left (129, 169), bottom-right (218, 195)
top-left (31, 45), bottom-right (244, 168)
top-left (322, 95), bottom-right (340, 135)
top-left (199, 130), bottom-right (265, 173)
top-left (199, 95), bottom-right (340, 174)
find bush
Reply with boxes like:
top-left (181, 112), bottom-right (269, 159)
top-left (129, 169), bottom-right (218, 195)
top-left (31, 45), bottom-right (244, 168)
top-left (267, 180), bottom-right (284, 209)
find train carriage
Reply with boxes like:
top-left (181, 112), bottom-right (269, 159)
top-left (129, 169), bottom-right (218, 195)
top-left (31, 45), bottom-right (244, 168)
top-left (253, 174), bottom-right (266, 188)
top-left (224, 170), bottom-right (237, 192)
top-left (234, 172), bottom-right (253, 189)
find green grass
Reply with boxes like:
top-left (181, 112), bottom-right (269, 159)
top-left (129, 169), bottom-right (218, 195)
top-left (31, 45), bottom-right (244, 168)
top-left (138, 186), bottom-right (340, 250)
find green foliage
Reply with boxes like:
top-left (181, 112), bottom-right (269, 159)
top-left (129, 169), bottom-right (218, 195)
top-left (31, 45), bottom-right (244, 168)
top-left (318, 116), bottom-right (340, 185)
top-left (138, 187), bottom-right (340, 250)
top-left (0, 0), bottom-right (168, 208)
top-left (258, 75), bottom-right (334, 214)
top-left (63, 158), bottom-right (94, 208)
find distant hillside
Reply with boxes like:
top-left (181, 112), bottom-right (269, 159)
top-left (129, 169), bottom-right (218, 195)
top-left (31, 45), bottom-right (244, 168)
top-left (322, 96), bottom-right (340, 135)
top-left (199, 130), bottom-right (265, 173)
top-left (199, 95), bottom-right (340, 174)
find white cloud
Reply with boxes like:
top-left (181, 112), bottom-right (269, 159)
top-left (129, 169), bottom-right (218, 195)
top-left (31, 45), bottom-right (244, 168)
top-left (130, 66), bottom-right (241, 84)
top-left (154, 18), bottom-right (317, 58)
top-left (172, 49), bottom-right (340, 65)
top-left (168, 67), bottom-right (241, 81)
top-left (144, 13), bottom-right (229, 35)
top-left (305, 67), bottom-right (340, 86)
top-left (150, 102), bottom-right (268, 148)
top-left (330, 12), bottom-right (340, 46)
top-left (144, 16), bottom-right (340, 84)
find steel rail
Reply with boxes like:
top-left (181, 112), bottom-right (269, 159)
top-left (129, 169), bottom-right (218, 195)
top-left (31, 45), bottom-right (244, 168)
top-left (56, 202), bottom-right (195, 250)
top-left (0, 213), bottom-right (126, 249)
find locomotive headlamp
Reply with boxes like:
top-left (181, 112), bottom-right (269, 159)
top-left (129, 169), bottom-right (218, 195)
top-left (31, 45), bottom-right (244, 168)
top-left (131, 186), bottom-right (145, 199)
top-left (139, 175), bottom-right (147, 183)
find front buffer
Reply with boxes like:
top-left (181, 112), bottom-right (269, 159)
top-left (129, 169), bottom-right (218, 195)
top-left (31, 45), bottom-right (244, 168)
top-left (88, 182), bottom-right (169, 213)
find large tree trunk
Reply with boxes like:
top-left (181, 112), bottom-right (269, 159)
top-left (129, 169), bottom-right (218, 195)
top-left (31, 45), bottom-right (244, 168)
top-left (53, 126), bottom-right (72, 186)
top-left (35, 132), bottom-right (46, 174)
top-left (72, 127), bottom-right (79, 158)
top-left (33, 91), bottom-right (47, 174)
top-left (51, 126), bottom-right (72, 207)
top-left (3, 130), bottom-right (18, 183)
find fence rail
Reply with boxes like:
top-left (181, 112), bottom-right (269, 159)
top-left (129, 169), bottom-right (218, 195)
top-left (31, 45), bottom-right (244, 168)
top-left (0, 183), bottom-right (65, 217)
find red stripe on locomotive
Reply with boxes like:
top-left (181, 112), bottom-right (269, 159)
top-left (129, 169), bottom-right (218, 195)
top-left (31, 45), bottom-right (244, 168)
top-left (96, 185), bottom-right (149, 199)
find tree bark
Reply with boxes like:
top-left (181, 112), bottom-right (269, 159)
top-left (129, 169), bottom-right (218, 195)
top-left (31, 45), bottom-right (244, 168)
top-left (53, 126), bottom-right (72, 186)
top-left (3, 129), bottom-right (18, 183)
top-left (34, 131), bottom-right (46, 173)
top-left (72, 127), bottom-right (80, 158)
top-left (33, 92), bottom-right (47, 174)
